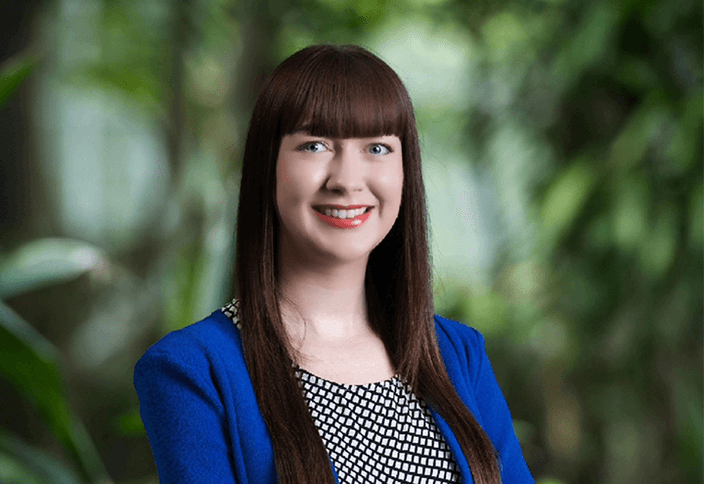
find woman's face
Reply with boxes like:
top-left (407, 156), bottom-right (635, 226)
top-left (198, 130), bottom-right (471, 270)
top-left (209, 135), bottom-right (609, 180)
top-left (275, 132), bottom-right (404, 266)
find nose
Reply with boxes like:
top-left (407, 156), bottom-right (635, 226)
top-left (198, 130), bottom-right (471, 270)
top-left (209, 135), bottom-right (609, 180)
top-left (324, 146), bottom-right (364, 194)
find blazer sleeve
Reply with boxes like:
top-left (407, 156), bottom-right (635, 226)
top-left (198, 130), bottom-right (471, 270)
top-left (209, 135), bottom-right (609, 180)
top-left (468, 329), bottom-right (534, 483)
top-left (134, 345), bottom-right (238, 484)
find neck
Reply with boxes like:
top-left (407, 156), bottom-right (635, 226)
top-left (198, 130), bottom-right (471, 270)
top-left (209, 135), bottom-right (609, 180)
top-left (277, 249), bottom-right (371, 345)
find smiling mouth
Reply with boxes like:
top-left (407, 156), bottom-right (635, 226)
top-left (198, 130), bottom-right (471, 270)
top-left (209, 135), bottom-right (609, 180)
top-left (313, 205), bottom-right (373, 229)
top-left (313, 206), bottom-right (372, 219)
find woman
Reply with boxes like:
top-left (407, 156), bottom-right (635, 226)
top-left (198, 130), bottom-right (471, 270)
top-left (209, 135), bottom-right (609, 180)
top-left (135, 44), bottom-right (534, 484)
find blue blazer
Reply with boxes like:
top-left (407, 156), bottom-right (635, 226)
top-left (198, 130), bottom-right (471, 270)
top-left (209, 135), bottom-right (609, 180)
top-left (135, 310), bottom-right (535, 483)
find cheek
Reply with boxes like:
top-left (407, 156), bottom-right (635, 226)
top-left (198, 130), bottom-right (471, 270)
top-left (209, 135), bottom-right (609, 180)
top-left (275, 159), bottom-right (301, 222)
top-left (276, 158), bottom-right (323, 208)
top-left (376, 162), bottom-right (404, 208)
top-left (276, 159), bottom-right (301, 206)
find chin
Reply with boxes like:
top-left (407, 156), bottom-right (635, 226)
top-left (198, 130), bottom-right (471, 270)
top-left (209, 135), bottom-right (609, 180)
top-left (315, 244), bottom-right (374, 265)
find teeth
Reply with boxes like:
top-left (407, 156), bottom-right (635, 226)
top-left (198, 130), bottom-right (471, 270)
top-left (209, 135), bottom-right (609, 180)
top-left (322, 207), bottom-right (368, 219)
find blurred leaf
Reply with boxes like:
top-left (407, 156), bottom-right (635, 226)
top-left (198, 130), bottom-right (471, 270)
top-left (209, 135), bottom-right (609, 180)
top-left (0, 53), bottom-right (37, 109)
top-left (552, 2), bottom-right (618, 89)
top-left (114, 409), bottom-right (145, 437)
top-left (67, 0), bottom-right (170, 117)
top-left (0, 431), bottom-right (83, 484)
top-left (459, 290), bottom-right (508, 335)
top-left (639, 203), bottom-right (678, 277)
top-left (615, 55), bottom-right (660, 93)
top-left (569, 2), bottom-right (617, 69)
top-left (612, 176), bottom-right (649, 252)
top-left (0, 453), bottom-right (44, 484)
top-left (610, 91), bottom-right (669, 170)
top-left (0, 238), bottom-right (108, 299)
top-left (483, 11), bottom-right (528, 62)
top-left (541, 158), bottom-right (598, 245)
top-left (0, 302), bottom-right (109, 483)
top-left (673, 371), bottom-right (704, 483)
top-left (512, 419), bottom-right (537, 443)
top-left (78, 65), bottom-right (163, 115)
top-left (667, 88), bottom-right (704, 174)
top-left (689, 182), bottom-right (703, 250)
top-left (528, 319), bottom-right (574, 365)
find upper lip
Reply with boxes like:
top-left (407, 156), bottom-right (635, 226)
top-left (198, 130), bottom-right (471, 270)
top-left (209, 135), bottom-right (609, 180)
top-left (314, 204), bottom-right (372, 210)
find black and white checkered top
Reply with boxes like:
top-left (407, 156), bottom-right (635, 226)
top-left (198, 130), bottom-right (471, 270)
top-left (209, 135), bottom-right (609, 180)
top-left (295, 366), bottom-right (461, 483)
top-left (222, 300), bottom-right (461, 483)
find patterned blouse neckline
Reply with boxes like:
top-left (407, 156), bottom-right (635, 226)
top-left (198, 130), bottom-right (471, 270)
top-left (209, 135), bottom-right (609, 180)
top-left (293, 363), bottom-right (401, 390)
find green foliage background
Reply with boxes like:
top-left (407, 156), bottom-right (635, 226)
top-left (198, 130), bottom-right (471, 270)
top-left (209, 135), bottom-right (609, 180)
top-left (0, 0), bottom-right (701, 483)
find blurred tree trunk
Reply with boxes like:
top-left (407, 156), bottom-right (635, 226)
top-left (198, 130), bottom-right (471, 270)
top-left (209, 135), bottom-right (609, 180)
top-left (0, 0), bottom-right (46, 246)
top-left (232, 0), bottom-right (282, 134)
top-left (220, 0), bottom-right (282, 298)
top-left (166, 0), bottom-right (188, 175)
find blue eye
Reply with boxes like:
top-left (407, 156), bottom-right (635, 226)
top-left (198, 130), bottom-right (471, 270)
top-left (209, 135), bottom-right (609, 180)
top-left (369, 144), bottom-right (391, 156)
top-left (299, 141), bottom-right (327, 153)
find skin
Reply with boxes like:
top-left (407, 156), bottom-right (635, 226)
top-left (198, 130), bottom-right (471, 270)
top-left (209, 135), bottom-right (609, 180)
top-left (275, 132), bottom-right (404, 384)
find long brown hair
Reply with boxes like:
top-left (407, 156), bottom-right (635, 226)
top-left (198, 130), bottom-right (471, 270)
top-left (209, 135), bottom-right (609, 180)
top-left (235, 44), bottom-right (501, 483)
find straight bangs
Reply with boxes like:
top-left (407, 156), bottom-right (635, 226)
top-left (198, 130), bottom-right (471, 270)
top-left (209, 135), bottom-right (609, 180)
top-left (274, 46), bottom-right (412, 140)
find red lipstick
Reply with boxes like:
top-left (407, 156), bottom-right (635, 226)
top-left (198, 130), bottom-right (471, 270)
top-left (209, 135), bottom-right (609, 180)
top-left (314, 208), bottom-right (372, 229)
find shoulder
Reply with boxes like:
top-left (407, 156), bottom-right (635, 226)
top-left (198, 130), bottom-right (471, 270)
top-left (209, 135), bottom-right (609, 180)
top-left (435, 316), bottom-right (535, 482)
top-left (134, 308), bottom-right (243, 379)
top-left (433, 314), bottom-right (487, 387)
top-left (433, 314), bottom-right (486, 356)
